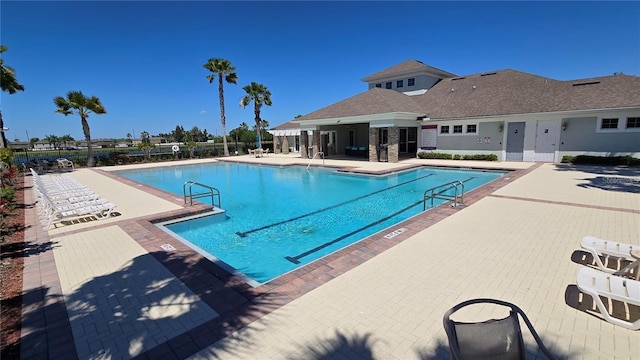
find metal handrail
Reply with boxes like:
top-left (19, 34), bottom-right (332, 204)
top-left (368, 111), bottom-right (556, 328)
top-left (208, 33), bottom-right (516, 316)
top-left (423, 181), bottom-right (465, 210)
top-left (306, 151), bottom-right (325, 170)
top-left (183, 181), bottom-right (221, 207)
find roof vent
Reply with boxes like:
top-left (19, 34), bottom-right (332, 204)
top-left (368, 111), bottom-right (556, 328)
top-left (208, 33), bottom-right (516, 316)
top-left (480, 72), bottom-right (497, 77)
top-left (572, 81), bottom-right (600, 87)
top-left (452, 77), bottom-right (466, 81)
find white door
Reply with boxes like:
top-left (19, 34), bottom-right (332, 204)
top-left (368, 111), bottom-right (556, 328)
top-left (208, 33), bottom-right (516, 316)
top-left (534, 120), bottom-right (560, 162)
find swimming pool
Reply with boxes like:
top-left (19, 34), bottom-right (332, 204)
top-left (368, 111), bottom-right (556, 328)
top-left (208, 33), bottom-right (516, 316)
top-left (116, 163), bottom-right (505, 285)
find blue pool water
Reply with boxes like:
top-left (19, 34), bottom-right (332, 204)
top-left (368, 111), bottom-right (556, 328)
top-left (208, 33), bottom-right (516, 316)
top-left (116, 163), bottom-right (504, 285)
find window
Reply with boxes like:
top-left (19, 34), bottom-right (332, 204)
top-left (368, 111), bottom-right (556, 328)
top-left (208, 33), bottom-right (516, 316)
top-left (466, 124), bottom-right (477, 133)
top-left (385, 82), bottom-right (392, 89)
top-left (408, 78), bottom-right (415, 86)
top-left (375, 83), bottom-right (382, 88)
top-left (601, 118), bottom-right (619, 129)
top-left (453, 125), bottom-right (463, 134)
top-left (396, 80), bottom-right (403, 88)
top-left (440, 126), bottom-right (449, 134)
top-left (627, 117), bottom-right (640, 128)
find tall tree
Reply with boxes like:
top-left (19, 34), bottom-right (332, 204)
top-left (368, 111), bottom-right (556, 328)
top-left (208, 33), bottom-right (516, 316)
top-left (137, 131), bottom-right (155, 160)
top-left (240, 82), bottom-right (272, 148)
top-left (0, 45), bottom-right (25, 148)
top-left (60, 134), bottom-right (75, 149)
top-left (53, 91), bottom-right (106, 167)
top-left (203, 58), bottom-right (238, 157)
top-left (259, 119), bottom-right (271, 142)
top-left (44, 134), bottom-right (60, 150)
top-left (173, 125), bottom-right (186, 143)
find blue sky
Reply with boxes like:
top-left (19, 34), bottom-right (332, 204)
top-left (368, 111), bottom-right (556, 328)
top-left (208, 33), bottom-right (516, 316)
top-left (2, 1), bottom-right (639, 142)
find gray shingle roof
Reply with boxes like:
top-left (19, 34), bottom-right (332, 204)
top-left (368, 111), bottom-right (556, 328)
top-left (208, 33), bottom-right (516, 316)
top-left (279, 62), bottom-right (640, 129)
top-left (272, 121), bottom-right (301, 130)
top-left (361, 59), bottom-right (457, 82)
top-left (419, 70), bottom-right (640, 119)
top-left (295, 87), bottom-right (426, 121)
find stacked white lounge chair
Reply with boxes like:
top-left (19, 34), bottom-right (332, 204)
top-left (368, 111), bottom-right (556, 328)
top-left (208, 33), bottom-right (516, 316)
top-left (30, 168), bottom-right (116, 230)
top-left (576, 236), bottom-right (640, 330)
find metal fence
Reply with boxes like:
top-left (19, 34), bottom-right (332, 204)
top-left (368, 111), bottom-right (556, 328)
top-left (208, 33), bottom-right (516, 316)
top-left (12, 142), bottom-right (272, 171)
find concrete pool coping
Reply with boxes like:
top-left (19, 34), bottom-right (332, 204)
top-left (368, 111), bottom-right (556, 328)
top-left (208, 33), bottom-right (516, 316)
top-left (20, 155), bottom-right (640, 359)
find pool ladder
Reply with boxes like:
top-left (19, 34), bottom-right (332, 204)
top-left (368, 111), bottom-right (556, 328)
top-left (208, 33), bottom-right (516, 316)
top-left (183, 181), bottom-right (221, 207)
top-left (306, 151), bottom-right (325, 170)
top-left (423, 181), bottom-right (465, 210)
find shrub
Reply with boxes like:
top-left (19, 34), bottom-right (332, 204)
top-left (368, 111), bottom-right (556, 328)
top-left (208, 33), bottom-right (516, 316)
top-left (74, 157), bottom-right (88, 167)
top-left (452, 154), bottom-right (462, 160)
top-left (568, 155), bottom-right (640, 166)
top-left (0, 186), bottom-right (15, 215)
top-left (0, 148), bottom-right (14, 165)
top-left (461, 154), bottom-right (498, 161)
top-left (561, 155), bottom-right (575, 163)
top-left (1, 166), bottom-right (18, 187)
top-left (417, 152), bottom-right (453, 160)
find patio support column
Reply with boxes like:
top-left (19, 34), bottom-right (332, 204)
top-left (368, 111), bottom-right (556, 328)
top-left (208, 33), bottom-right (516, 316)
top-left (388, 127), bottom-right (399, 163)
top-left (368, 127), bottom-right (378, 162)
top-left (282, 136), bottom-right (289, 154)
top-left (273, 136), bottom-right (280, 154)
top-left (301, 131), bottom-right (309, 159)
top-left (312, 131), bottom-right (320, 159)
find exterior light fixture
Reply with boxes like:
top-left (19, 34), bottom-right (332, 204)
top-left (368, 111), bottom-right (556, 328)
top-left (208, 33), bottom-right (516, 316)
top-left (562, 122), bottom-right (568, 131)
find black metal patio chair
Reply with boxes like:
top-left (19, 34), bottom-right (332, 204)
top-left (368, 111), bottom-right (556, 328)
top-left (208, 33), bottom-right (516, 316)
top-left (443, 298), bottom-right (557, 360)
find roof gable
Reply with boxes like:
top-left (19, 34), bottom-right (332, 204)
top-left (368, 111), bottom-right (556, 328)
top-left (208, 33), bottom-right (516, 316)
top-left (361, 59), bottom-right (457, 83)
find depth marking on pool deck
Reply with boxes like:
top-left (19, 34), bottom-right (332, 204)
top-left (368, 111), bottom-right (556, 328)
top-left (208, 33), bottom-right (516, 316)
top-left (161, 244), bottom-right (176, 251)
top-left (235, 173), bottom-right (436, 238)
top-left (384, 228), bottom-right (407, 239)
top-left (284, 177), bottom-right (476, 264)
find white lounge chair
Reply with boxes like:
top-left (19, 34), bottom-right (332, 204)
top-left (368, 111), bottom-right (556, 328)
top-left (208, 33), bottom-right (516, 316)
top-left (30, 168), bottom-right (116, 229)
top-left (38, 191), bottom-right (115, 230)
top-left (580, 236), bottom-right (637, 273)
top-left (576, 267), bottom-right (640, 330)
top-left (57, 158), bottom-right (74, 170)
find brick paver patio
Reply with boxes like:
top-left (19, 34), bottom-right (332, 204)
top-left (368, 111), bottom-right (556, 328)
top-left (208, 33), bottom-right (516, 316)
top-left (20, 157), bottom-right (640, 359)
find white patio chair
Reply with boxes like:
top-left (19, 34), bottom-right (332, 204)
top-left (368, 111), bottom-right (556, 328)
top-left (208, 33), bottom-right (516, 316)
top-left (576, 267), bottom-right (640, 330)
top-left (580, 236), bottom-right (637, 273)
top-left (57, 158), bottom-right (74, 170)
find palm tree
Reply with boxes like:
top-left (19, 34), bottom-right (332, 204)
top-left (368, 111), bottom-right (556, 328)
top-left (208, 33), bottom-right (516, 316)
top-left (204, 58), bottom-right (238, 157)
top-left (0, 45), bottom-right (25, 149)
top-left (53, 91), bottom-right (106, 167)
top-left (137, 131), bottom-right (155, 160)
top-left (44, 134), bottom-right (60, 150)
top-left (260, 119), bottom-right (270, 144)
top-left (60, 134), bottom-right (75, 149)
top-left (240, 82), bottom-right (272, 148)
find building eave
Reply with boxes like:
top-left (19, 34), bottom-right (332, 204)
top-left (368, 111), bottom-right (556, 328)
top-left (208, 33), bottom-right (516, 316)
top-left (294, 112), bottom-right (427, 127)
top-left (425, 106), bottom-right (640, 122)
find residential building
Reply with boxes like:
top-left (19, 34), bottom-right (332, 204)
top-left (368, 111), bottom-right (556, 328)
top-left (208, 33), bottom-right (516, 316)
top-left (270, 60), bottom-right (640, 162)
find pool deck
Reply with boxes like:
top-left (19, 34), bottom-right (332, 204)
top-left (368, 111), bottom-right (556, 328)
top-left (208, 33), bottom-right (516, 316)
top-left (20, 154), bottom-right (640, 359)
